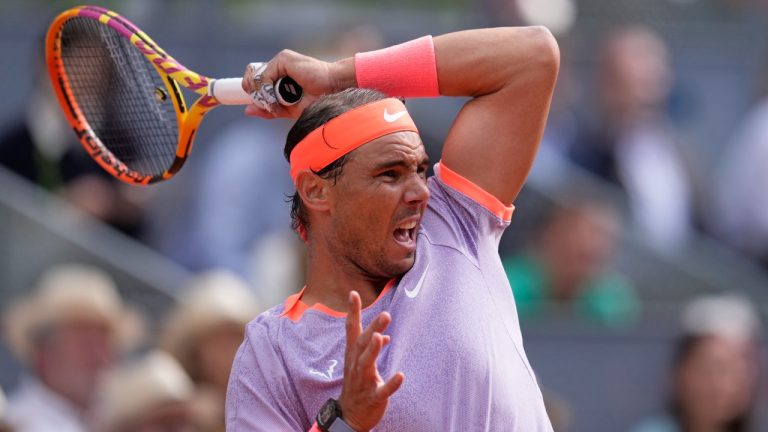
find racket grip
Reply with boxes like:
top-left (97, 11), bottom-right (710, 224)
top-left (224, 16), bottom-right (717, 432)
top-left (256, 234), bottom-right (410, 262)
top-left (209, 77), bottom-right (303, 106)
top-left (209, 78), bottom-right (251, 105)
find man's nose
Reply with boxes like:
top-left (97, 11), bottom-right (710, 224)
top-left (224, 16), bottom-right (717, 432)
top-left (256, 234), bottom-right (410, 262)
top-left (404, 175), bottom-right (430, 205)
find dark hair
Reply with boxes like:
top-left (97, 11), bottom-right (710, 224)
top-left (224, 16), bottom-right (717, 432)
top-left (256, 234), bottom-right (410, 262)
top-left (284, 88), bottom-right (387, 236)
top-left (667, 334), bottom-right (755, 432)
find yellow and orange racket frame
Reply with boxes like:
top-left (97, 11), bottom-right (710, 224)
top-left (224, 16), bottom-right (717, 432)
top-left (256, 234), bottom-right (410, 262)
top-left (46, 5), bottom-right (223, 185)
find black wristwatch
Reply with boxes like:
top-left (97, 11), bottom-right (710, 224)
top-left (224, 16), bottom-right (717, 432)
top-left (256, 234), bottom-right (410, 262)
top-left (316, 398), bottom-right (357, 432)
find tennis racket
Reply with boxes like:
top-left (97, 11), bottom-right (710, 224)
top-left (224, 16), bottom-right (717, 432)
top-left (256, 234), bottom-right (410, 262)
top-left (46, 5), bottom-right (302, 185)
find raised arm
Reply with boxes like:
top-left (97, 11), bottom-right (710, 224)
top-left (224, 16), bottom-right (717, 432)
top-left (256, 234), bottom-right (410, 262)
top-left (243, 27), bottom-right (558, 205)
top-left (434, 28), bottom-right (559, 204)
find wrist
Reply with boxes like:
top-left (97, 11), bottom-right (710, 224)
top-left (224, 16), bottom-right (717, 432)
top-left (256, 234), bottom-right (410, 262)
top-left (342, 419), bottom-right (364, 432)
top-left (336, 398), bottom-right (365, 432)
top-left (330, 58), bottom-right (357, 92)
top-left (339, 414), bottom-right (365, 432)
top-left (353, 35), bottom-right (440, 98)
top-left (317, 398), bottom-right (362, 432)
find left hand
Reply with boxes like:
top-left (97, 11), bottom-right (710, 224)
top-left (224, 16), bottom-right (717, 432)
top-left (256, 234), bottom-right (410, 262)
top-left (337, 291), bottom-right (404, 432)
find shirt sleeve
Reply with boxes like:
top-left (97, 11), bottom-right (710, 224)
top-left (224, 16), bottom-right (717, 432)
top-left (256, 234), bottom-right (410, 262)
top-left (226, 320), bottom-right (307, 431)
top-left (421, 162), bottom-right (515, 261)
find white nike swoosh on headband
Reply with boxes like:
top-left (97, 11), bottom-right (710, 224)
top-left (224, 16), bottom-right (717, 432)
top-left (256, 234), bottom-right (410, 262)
top-left (383, 108), bottom-right (408, 123)
top-left (405, 263), bottom-right (429, 298)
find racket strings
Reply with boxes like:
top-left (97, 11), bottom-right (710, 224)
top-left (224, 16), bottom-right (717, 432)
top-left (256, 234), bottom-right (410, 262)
top-left (59, 17), bottom-right (179, 177)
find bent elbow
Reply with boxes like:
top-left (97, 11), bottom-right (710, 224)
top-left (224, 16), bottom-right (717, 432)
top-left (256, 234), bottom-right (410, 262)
top-left (528, 26), bottom-right (561, 80)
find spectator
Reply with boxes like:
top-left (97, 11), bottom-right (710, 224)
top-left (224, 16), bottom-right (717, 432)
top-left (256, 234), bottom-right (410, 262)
top-left (94, 350), bottom-right (212, 432)
top-left (160, 270), bottom-right (261, 431)
top-left (2, 264), bottom-right (144, 432)
top-left (631, 295), bottom-right (761, 432)
top-left (503, 198), bottom-right (640, 327)
top-left (568, 26), bottom-right (700, 252)
top-left (711, 96), bottom-right (768, 267)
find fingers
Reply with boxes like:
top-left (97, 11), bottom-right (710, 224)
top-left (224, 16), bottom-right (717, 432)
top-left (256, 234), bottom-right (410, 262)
top-left (241, 62), bottom-right (267, 95)
top-left (357, 332), bottom-right (384, 378)
top-left (337, 297), bottom-right (403, 429)
top-left (345, 298), bottom-right (392, 381)
top-left (374, 372), bottom-right (405, 401)
top-left (240, 49), bottom-right (331, 119)
top-left (241, 51), bottom-right (295, 98)
top-left (353, 313), bottom-right (394, 389)
top-left (241, 61), bottom-right (281, 115)
top-left (259, 53), bottom-right (284, 90)
top-left (356, 312), bottom-right (391, 354)
top-left (344, 291), bottom-right (363, 367)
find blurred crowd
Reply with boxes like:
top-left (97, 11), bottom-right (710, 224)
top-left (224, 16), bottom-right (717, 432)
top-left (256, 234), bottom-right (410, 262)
top-left (2, 0), bottom-right (768, 430)
top-left (1, 264), bottom-right (260, 432)
top-left (1, 265), bottom-right (762, 432)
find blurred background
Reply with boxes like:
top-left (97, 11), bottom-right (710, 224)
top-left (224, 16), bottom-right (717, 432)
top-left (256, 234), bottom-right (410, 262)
top-left (1, 0), bottom-right (768, 431)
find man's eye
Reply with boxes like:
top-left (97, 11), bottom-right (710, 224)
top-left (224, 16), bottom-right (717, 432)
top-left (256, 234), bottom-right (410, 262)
top-left (380, 170), bottom-right (397, 178)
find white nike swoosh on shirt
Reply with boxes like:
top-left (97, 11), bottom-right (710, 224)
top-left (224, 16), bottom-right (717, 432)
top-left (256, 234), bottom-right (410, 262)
top-left (404, 263), bottom-right (429, 298)
top-left (383, 108), bottom-right (408, 123)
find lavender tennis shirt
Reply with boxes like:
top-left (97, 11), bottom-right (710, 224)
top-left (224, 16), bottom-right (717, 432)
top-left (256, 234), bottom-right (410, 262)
top-left (226, 163), bottom-right (552, 431)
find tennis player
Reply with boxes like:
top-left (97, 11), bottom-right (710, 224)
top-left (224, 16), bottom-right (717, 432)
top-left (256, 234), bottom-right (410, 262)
top-left (227, 26), bottom-right (560, 431)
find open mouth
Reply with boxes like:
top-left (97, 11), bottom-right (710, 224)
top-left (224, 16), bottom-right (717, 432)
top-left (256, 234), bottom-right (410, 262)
top-left (393, 220), bottom-right (417, 248)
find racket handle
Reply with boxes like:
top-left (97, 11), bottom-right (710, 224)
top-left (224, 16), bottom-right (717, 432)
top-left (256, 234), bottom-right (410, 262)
top-left (275, 76), bottom-right (302, 106)
top-left (209, 77), bottom-right (303, 106)
top-left (209, 78), bottom-right (250, 105)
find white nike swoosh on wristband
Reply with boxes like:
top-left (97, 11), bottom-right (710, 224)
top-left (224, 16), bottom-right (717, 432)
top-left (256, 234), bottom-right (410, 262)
top-left (404, 263), bottom-right (429, 298)
top-left (383, 108), bottom-right (408, 123)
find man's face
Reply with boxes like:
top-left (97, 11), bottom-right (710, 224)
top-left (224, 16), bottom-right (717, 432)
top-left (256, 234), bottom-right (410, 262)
top-left (36, 320), bottom-right (115, 409)
top-left (324, 131), bottom-right (429, 280)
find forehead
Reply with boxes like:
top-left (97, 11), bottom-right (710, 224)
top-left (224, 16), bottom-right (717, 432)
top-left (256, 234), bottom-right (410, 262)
top-left (348, 131), bottom-right (426, 165)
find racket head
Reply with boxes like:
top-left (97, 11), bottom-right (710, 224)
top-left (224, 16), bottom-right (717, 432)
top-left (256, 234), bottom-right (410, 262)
top-left (46, 6), bottom-right (218, 185)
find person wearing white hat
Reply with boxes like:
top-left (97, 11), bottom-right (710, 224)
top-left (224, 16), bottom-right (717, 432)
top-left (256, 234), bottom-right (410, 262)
top-left (2, 264), bottom-right (144, 432)
top-left (94, 349), bottom-right (209, 432)
top-left (631, 294), bottom-right (762, 432)
top-left (160, 270), bottom-right (261, 432)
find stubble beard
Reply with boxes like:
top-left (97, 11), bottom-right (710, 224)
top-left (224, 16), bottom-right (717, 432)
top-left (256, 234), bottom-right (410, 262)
top-left (330, 225), bottom-right (411, 281)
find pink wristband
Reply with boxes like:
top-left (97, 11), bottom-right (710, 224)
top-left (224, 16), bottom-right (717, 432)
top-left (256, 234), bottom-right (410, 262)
top-left (309, 422), bottom-right (322, 432)
top-left (354, 35), bottom-right (440, 98)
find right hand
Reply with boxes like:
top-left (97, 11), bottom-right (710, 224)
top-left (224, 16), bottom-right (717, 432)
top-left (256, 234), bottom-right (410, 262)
top-left (241, 50), bottom-right (353, 119)
top-left (337, 291), bottom-right (405, 432)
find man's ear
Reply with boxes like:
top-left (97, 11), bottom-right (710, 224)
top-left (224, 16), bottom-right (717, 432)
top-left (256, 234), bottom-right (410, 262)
top-left (295, 170), bottom-right (330, 213)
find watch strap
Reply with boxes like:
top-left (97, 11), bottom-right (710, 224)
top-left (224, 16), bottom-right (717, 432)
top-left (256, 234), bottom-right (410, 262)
top-left (328, 417), bottom-right (357, 432)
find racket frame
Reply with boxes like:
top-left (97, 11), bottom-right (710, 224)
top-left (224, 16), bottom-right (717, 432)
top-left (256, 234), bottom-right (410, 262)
top-left (46, 5), bottom-right (221, 185)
